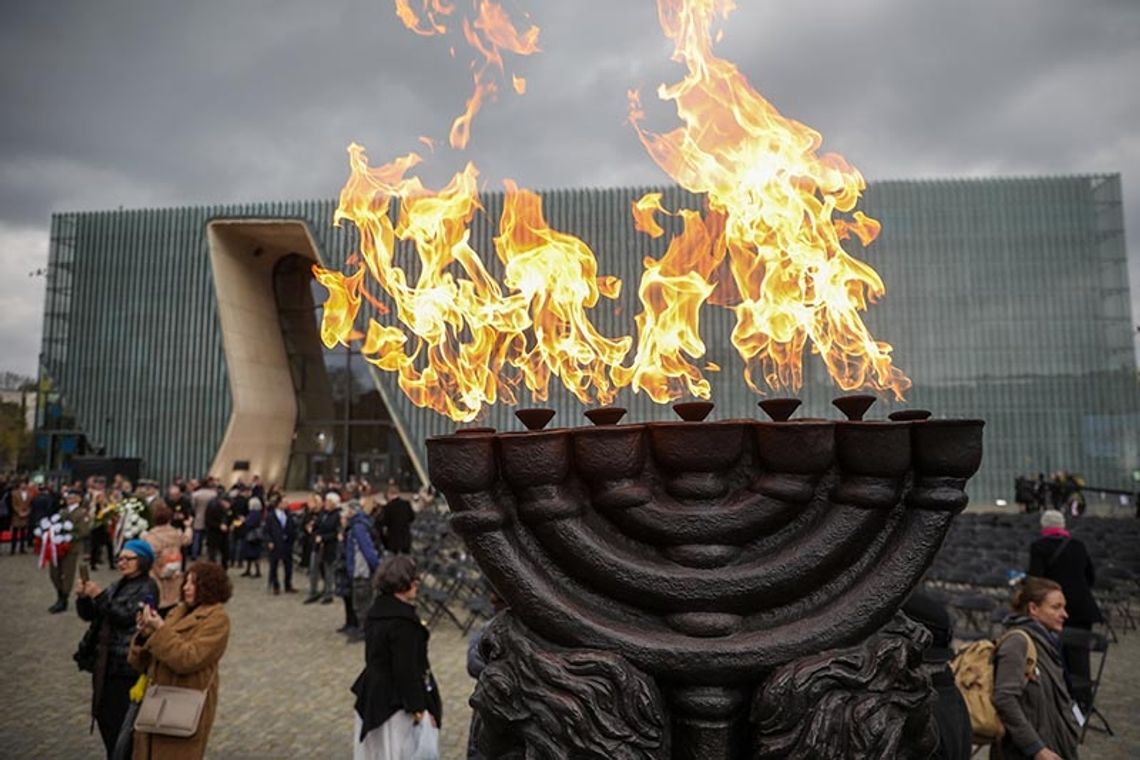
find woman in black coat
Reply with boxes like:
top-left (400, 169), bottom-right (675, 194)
top-left (351, 555), bottom-right (441, 758)
top-left (75, 538), bottom-right (160, 758)
top-left (1028, 509), bottom-right (1102, 708)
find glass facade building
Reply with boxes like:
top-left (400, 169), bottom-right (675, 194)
top-left (37, 175), bottom-right (1139, 501)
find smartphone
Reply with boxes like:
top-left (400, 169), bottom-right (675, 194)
top-left (79, 562), bottom-right (90, 584)
top-left (138, 594), bottom-right (157, 611)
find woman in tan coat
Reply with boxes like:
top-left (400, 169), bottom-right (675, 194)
top-left (140, 505), bottom-right (192, 613)
top-left (128, 560), bottom-right (232, 760)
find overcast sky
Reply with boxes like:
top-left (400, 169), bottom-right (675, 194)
top-left (2, 0), bottom-right (1138, 380)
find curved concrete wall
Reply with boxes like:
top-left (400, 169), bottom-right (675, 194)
top-left (207, 220), bottom-right (324, 486)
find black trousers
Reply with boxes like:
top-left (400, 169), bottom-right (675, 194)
top-left (269, 552), bottom-right (293, 590)
top-left (206, 532), bottom-right (229, 568)
top-left (1064, 620), bottom-right (1094, 709)
top-left (95, 674), bottom-right (134, 759)
top-left (89, 526), bottom-right (114, 568)
top-left (9, 526), bottom-right (29, 553)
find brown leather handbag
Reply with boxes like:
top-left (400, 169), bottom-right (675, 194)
top-left (134, 669), bottom-right (216, 738)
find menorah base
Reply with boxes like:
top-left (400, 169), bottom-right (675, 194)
top-left (470, 611), bottom-right (938, 759)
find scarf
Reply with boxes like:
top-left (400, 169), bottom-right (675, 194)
top-left (1040, 526), bottom-right (1070, 539)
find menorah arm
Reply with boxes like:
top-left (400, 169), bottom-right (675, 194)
top-left (596, 488), bottom-right (803, 546)
top-left (525, 504), bottom-right (889, 613)
top-left (454, 505), bottom-right (954, 684)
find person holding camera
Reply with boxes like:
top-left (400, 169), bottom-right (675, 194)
top-left (74, 539), bottom-right (160, 758)
top-left (128, 560), bottom-right (232, 760)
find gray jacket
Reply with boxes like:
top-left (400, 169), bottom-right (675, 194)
top-left (991, 617), bottom-right (1080, 759)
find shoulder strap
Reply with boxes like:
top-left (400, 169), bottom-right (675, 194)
top-left (1046, 537), bottom-right (1071, 568)
top-left (999, 629), bottom-right (1038, 679)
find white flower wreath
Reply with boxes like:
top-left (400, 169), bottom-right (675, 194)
top-left (34, 513), bottom-right (75, 567)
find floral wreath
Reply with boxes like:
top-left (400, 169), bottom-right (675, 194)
top-left (33, 513), bottom-right (75, 568)
top-left (114, 496), bottom-right (149, 551)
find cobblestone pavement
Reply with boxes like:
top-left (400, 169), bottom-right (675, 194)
top-left (0, 552), bottom-right (473, 759)
top-left (1, 551), bottom-right (1137, 758)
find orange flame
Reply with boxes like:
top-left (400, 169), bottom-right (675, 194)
top-left (630, 0), bottom-right (909, 398)
top-left (318, 0), bottom-right (909, 422)
top-left (319, 144), bottom-right (628, 421)
top-left (612, 198), bottom-right (722, 402)
top-left (393, 0), bottom-right (454, 36)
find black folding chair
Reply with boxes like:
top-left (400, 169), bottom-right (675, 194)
top-left (1060, 627), bottom-right (1113, 742)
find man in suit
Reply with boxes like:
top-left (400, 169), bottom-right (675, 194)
top-left (264, 494), bottom-right (297, 595)
top-left (1028, 509), bottom-right (1103, 709)
top-left (377, 483), bottom-right (415, 555)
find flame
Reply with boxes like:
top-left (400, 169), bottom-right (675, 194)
top-left (630, 0), bottom-right (909, 398)
top-left (318, 144), bottom-right (628, 421)
top-left (318, 0), bottom-right (910, 422)
top-left (393, 0), bottom-right (454, 36)
top-left (611, 200), bottom-right (722, 402)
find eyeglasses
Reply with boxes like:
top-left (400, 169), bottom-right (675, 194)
top-left (117, 554), bottom-right (139, 563)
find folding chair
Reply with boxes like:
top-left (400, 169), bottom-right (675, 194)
top-left (1060, 627), bottom-right (1113, 742)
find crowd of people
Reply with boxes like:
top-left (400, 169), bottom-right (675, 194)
top-left (0, 471), bottom-right (442, 759)
top-left (1015, 472), bottom-right (1088, 516)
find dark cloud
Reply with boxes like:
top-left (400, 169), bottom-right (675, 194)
top-left (1, 0), bottom-right (1137, 376)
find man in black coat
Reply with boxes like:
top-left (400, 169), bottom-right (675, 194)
top-left (204, 493), bottom-right (232, 569)
top-left (264, 496), bottom-right (298, 594)
top-left (1028, 508), bottom-right (1102, 708)
top-left (306, 493), bottom-right (341, 604)
top-left (377, 483), bottom-right (415, 555)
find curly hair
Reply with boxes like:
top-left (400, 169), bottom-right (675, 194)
top-left (185, 560), bottom-right (233, 605)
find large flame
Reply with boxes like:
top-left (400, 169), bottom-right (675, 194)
top-left (322, 144), bottom-right (629, 422)
top-left (316, 0), bottom-right (909, 421)
top-left (630, 0), bottom-right (909, 398)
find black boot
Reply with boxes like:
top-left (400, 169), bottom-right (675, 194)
top-left (48, 594), bottom-right (67, 614)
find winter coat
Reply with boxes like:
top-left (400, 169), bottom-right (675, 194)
top-left (352, 594), bottom-right (442, 740)
top-left (377, 498), bottom-right (414, 554)
top-left (141, 524), bottom-right (192, 609)
top-left (190, 488), bottom-right (214, 531)
top-left (314, 509), bottom-right (341, 562)
top-left (1028, 535), bottom-right (1102, 625)
top-left (344, 512), bottom-right (381, 580)
top-left (76, 573), bottom-right (159, 717)
top-left (10, 488), bottom-right (32, 529)
top-left (991, 617), bottom-right (1080, 760)
top-left (204, 499), bottom-right (230, 537)
top-left (128, 602), bottom-right (230, 760)
top-left (240, 509), bottom-right (264, 560)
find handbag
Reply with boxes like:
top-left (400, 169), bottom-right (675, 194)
top-left (134, 669), bottom-right (216, 738)
top-left (401, 720), bottom-right (440, 760)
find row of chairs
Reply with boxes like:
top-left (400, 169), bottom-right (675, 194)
top-left (410, 508), bottom-right (496, 635)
